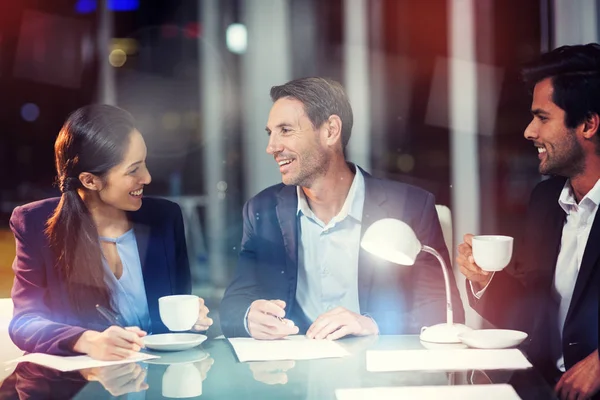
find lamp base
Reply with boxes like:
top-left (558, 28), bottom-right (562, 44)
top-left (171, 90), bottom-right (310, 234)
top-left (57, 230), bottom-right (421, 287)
top-left (419, 323), bottom-right (472, 344)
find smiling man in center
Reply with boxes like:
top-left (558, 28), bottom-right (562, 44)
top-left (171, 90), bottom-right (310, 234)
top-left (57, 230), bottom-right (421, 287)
top-left (219, 77), bottom-right (464, 340)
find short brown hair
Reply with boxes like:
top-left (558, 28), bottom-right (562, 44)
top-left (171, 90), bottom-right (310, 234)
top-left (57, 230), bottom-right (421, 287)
top-left (270, 77), bottom-right (354, 149)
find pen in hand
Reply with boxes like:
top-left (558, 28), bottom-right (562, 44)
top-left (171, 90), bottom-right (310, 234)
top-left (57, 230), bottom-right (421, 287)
top-left (80, 305), bottom-right (146, 358)
top-left (95, 304), bottom-right (124, 328)
top-left (276, 316), bottom-right (295, 327)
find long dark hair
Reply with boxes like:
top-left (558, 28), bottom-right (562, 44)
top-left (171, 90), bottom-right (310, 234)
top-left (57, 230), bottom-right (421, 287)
top-left (45, 104), bottom-right (136, 319)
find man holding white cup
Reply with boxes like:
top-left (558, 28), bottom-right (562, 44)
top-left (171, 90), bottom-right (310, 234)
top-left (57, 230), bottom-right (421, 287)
top-left (457, 44), bottom-right (600, 400)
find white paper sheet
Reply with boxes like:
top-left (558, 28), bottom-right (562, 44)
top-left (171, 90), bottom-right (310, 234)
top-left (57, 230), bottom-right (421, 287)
top-left (336, 384), bottom-right (521, 400)
top-left (367, 349), bottom-right (532, 372)
top-left (6, 352), bottom-right (159, 372)
top-left (228, 335), bottom-right (350, 362)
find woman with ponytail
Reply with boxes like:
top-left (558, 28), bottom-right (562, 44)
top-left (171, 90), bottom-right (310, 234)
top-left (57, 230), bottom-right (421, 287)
top-left (9, 104), bottom-right (212, 360)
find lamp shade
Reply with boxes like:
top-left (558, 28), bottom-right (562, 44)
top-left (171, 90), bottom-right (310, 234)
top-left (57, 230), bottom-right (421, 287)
top-left (361, 218), bottom-right (422, 265)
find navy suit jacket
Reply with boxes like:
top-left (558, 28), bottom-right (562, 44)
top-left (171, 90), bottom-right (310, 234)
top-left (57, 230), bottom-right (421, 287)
top-left (9, 197), bottom-right (191, 355)
top-left (220, 168), bottom-right (465, 337)
top-left (468, 177), bottom-right (599, 378)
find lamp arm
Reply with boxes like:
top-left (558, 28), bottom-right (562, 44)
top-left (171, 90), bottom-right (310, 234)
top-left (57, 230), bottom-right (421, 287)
top-left (421, 245), bottom-right (453, 325)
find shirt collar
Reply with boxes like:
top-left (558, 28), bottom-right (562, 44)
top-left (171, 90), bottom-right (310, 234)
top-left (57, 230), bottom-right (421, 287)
top-left (296, 165), bottom-right (365, 223)
top-left (558, 178), bottom-right (600, 213)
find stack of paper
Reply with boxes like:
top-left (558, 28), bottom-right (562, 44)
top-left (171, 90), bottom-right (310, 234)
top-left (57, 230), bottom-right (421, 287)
top-left (5, 352), bottom-right (159, 372)
top-left (367, 349), bottom-right (532, 372)
top-left (336, 384), bottom-right (521, 400)
top-left (228, 335), bottom-right (350, 362)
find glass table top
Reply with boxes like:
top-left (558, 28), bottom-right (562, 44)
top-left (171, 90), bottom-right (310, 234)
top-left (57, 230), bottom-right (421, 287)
top-left (0, 335), bottom-right (558, 399)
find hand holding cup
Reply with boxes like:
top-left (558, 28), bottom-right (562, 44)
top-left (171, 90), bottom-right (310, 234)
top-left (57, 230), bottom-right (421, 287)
top-left (457, 234), bottom-right (513, 291)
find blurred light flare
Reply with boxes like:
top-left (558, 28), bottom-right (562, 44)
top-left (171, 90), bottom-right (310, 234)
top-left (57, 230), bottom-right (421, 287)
top-left (75, 0), bottom-right (140, 14)
top-left (226, 24), bottom-right (248, 54)
top-left (397, 154), bottom-right (415, 173)
top-left (109, 49), bottom-right (127, 67)
top-left (21, 103), bottom-right (40, 122)
top-left (184, 22), bottom-right (201, 39)
top-left (111, 38), bottom-right (138, 55)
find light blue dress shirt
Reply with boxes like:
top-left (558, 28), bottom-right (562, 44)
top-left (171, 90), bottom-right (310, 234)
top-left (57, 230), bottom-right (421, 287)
top-left (295, 167), bottom-right (365, 322)
top-left (100, 229), bottom-right (152, 332)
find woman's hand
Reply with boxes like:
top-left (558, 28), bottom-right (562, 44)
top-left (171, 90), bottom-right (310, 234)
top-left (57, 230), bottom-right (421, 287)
top-left (192, 297), bottom-right (213, 331)
top-left (73, 326), bottom-right (146, 360)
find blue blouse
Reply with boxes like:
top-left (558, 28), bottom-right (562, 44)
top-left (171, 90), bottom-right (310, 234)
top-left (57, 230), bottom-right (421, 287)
top-left (100, 229), bottom-right (152, 332)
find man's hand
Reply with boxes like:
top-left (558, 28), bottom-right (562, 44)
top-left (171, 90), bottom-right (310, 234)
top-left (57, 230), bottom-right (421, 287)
top-left (457, 234), bottom-right (493, 291)
top-left (555, 350), bottom-right (600, 400)
top-left (248, 299), bottom-right (299, 340)
top-left (80, 363), bottom-right (148, 396)
top-left (192, 297), bottom-right (213, 331)
top-left (306, 307), bottom-right (378, 340)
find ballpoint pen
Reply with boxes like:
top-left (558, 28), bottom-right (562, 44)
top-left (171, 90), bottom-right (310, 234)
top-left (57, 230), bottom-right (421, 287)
top-left (277, 316), bottom-right (295, 327)
top-left (96, 304), bottom-right (147, 350)
top-left (95, 304), bottom-right (124, 327)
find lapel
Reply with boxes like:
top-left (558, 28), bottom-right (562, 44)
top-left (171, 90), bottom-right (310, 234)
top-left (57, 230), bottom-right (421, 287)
top-left (129, 210), bottom-right (168, 318)
top-left (535, 191), bottom-right (566, 296)
top-left (536, 193), bottom-right (565, 344)
top-left (276, 185), bottom-right (299, 291)
top-left (130, 215), bottom-right (151, 272)
top-left (565, 205), bottom-right (600, 324)
top-left (358, 173), bottom-right (388, 312)
top-left (133, 222), bottom-right (153, 274)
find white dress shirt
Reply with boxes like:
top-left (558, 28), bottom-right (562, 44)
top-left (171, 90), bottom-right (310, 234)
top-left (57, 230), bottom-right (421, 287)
top-left (553, 179), bottom-right (600, 371)
top-left (242, 168), bottom-right (366, 334)
top-left (471, 178), bottom-right (600, 372)
top-left (295, 168), bottom-right (365, 322)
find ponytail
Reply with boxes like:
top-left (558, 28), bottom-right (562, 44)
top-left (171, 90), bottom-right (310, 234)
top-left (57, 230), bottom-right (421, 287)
top-left (45, 181), bottom-right (111, 319)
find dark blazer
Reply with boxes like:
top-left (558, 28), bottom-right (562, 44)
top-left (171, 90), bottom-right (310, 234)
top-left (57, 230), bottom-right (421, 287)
top-left (220, 168), bottom-right (465, 337)
top-left (9, 197), bottom-right (191, 355)
top-left (468, 176), bottom-right (599, 379)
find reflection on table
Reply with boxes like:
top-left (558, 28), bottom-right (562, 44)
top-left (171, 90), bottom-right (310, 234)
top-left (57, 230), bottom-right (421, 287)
top-left (0, 335), bottom-right (558, 399)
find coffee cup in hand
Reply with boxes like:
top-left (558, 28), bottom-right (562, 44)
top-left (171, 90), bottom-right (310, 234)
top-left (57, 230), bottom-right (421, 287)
top-left (159, 295), bottom-right (200, 332)
top-left (472, 235), bottom-right (513, 272)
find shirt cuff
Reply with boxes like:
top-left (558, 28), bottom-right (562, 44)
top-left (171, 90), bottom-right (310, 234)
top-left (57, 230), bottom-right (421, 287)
top-left (243, 305), bottom-right (251, 335)
top-left (362, 313), bottom-right (380, 335)
top-left (470, 272), bottom-right (495, 299)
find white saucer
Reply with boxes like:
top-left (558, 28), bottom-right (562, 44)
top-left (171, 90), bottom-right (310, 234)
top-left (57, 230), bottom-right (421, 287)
top-left (419, 340), bottom-right (468, 350)
top-left (458, 329), bottom-right (528, 349)
top-left (143, 333), bottom-right (207, 352)
top-left (144, 347), bottom-right (209, 365)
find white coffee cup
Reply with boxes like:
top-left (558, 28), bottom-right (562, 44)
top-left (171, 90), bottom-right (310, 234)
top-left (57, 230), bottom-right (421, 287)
top-left (159, 295), bottom-right (200, 332)
top-left (162, 363), bottom-right (202, 398)
top-left (472, 235), bottom-right (514, 272)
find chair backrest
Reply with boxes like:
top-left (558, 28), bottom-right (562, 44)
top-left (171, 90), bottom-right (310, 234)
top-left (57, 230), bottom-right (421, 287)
top-left (435, 204), bottom-right (453, 257)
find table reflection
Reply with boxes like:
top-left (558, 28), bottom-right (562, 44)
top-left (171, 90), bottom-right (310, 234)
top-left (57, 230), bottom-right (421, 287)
top-left (0, 363), bottom-right (88, 399)
top-left (79, 363), bottom-right (148, 396)
top-left (248, 360), bottom-right (296, 385)
top-left (0, 336), bottom-right (556, 399)
top-left (0, 351), bottom-right (215, 399)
